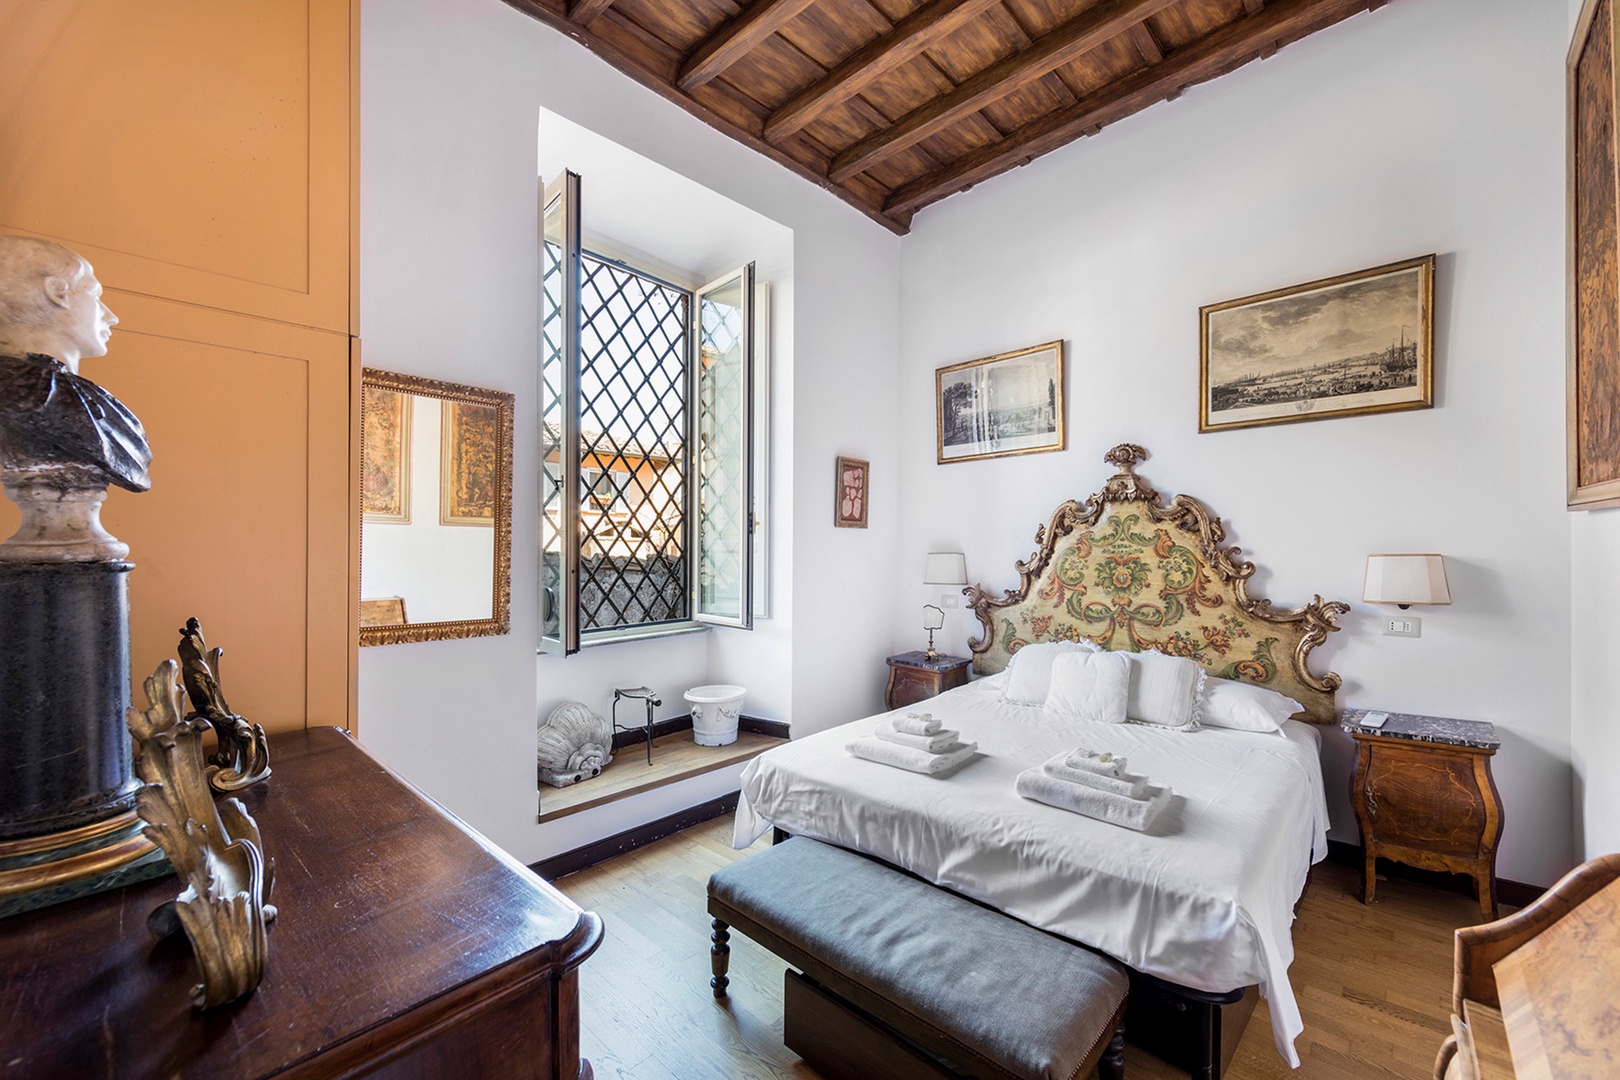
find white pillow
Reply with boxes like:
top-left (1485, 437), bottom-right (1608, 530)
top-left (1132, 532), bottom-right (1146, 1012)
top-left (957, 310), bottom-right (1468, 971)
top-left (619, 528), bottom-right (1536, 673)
top-left (1201, 676), bottom-right (1302, 735)
top-left (1045, 650), bottom-right (1131, 725)
top-left (1001, 641), bottom-right (1101, 705)
top-left (1124, 650), bottom-right (1206, 730)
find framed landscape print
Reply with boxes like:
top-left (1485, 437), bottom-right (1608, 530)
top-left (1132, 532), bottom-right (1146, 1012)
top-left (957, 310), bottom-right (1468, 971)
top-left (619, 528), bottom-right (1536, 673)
top-left (441, 399), bottom-right (501, 525)
top-left (361, 384), bottom-right (411, 523)
top-left (936, 341), bottom-right (1065, 464)
top-left (834, 456), bottom-right (869, 528)
top-left (1569, 0), bottom-right (1620, 508)
top-left (1200, 255), bottom-right (1435, 433)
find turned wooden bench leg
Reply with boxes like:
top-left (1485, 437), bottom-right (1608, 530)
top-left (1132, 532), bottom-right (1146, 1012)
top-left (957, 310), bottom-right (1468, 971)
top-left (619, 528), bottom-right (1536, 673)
top-left (710, 918), bottom-right (731, 998)
top-left (1099, 1020), bottom-right (1125, 1080)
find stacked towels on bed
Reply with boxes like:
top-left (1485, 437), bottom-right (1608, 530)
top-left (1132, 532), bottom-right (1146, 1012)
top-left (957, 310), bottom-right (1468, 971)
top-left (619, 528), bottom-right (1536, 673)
top-left (845, 712), bottom-right (979, 775)
top-left (1015, 748), bottom-right (1172, 832)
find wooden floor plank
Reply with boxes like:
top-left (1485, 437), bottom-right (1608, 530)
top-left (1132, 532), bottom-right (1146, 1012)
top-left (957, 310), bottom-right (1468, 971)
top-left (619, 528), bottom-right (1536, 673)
top-left (556, 818), bottom-right (1506, 1079)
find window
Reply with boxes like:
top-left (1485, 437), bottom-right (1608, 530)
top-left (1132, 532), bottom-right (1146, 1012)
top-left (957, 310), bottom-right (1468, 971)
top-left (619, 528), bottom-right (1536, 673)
top-left (539, 171), bottom-right (759, 652)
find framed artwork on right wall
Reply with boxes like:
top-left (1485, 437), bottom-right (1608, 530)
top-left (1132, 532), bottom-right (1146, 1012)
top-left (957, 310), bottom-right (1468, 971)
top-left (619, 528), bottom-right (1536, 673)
top-left (1569, 0), bottom-right (1620, 508)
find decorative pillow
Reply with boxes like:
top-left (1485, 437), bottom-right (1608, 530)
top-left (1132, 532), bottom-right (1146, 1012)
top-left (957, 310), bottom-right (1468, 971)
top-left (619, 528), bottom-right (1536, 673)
top-left (1201, 676), bottom-right (1302, 735)
top-left (1123, 650), bottom-right (1206, 730)
top-left (1001, 641), bottom-right (1101, 705)
top-left (1044, 650), bottom-right (1131, 725)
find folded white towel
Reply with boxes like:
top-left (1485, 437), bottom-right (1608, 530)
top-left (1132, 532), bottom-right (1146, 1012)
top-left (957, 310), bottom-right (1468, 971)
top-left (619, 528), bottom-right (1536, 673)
top-left (1015, 768), bottom-right (1171, 832)
top-left (1061, 748), bottom-right (1126, 777)
top-left (892, 712), bottom-right (942, 736)
top-left (875, 720), bottom-right (961, 753)
top-left (1041, 754), bottom-right (1150, 799)
top-left (847, 737), bottom-right (979, 775)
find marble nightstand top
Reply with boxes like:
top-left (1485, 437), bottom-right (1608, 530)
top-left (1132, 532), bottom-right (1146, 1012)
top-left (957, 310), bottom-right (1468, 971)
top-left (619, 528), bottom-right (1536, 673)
top-left (1340, 709), bottom-right (1500, 750)
top-left (886, 651), bottom-right (971, 671)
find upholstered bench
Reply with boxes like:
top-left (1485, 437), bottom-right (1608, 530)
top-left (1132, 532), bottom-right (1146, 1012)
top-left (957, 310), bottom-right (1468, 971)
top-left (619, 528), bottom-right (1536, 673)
top-left (707, 837), bottom-right (1128, 1080)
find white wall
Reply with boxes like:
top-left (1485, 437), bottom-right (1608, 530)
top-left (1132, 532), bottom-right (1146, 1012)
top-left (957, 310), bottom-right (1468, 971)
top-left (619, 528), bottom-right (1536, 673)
top-left (359, 0), bottom-right (900, 864)
top-left (896, 0), bottom-right (1574, 886)
top-left (1567, 0), bottom-right (1620, 864)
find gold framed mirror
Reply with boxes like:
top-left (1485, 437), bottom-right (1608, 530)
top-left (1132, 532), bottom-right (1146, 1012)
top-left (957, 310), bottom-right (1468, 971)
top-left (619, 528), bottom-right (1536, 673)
top-left (359, 368), bottom-right (513, 645)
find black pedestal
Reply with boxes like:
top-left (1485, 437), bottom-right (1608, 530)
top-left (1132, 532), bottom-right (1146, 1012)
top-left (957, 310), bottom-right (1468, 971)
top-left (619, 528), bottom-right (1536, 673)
top-left (0, 561), bottom-right (139, 840)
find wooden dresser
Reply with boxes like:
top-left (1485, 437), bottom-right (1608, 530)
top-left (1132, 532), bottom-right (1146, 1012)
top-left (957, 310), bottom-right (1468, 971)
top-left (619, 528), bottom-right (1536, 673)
top-left (884, 651), bottom-right (971, 711)
top-left (0, 727), bottom-right (602, 1079)
top-left (1343, 710), bottom-right (1503, 919)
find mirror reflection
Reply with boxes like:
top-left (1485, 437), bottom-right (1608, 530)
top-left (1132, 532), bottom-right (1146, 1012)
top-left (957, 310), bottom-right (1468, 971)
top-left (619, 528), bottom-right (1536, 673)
top-left (360, 369), bottom-right (513, 645)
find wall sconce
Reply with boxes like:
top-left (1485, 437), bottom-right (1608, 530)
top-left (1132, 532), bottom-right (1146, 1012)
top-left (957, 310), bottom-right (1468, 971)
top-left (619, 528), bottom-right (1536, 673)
top-left (1363, 554), bottom-right (1451, 610)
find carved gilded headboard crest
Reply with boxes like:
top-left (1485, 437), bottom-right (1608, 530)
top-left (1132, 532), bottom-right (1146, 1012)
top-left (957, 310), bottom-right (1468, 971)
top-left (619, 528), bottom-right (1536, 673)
top-left (966, 444), bottom-right (1350, 722)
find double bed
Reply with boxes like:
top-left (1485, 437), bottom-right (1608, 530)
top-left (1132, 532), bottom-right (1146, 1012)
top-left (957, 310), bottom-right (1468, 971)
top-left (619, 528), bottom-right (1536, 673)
top-left (734, 444), bottom-right (1350, 1073)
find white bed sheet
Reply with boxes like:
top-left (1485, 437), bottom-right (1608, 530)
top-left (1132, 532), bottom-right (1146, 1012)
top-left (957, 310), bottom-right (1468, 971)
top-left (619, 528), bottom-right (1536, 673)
top-left (733, 677), bottom-right (1329, 1067)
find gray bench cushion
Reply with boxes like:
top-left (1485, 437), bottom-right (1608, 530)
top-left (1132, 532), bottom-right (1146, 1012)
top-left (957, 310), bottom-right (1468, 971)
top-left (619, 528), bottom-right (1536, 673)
top-left (709, 837), bottom-right (1128, 1080)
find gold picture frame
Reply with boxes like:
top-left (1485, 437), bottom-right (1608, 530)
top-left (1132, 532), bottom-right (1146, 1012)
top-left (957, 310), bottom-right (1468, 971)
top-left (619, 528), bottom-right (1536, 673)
top-left (936, 340), bottom-right (1065, 464)
top-left (360, 384), bottom-right (410, 522)
top-left (1569, 0), bottom-right (1620, 508)
top-left (834, 456), bottom-right (868, 528)
top-left (1200, 255), bottom-right (1436, 433)
top-left (440, 399), bottom-right (501, 525)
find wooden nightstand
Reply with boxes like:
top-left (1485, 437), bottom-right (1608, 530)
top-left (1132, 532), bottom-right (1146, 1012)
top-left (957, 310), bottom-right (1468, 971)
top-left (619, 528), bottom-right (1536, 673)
top-left (1342, 710), bottom-right (1503, 920)
top-left (885, 651), bottom-right (971, 711)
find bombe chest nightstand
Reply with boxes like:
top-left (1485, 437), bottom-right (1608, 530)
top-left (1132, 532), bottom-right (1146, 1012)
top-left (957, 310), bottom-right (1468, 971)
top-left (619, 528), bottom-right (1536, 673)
top-left (884, 651), bottom-right (970, 711)
top-left (1342, 710), bottom-right (1504, 920)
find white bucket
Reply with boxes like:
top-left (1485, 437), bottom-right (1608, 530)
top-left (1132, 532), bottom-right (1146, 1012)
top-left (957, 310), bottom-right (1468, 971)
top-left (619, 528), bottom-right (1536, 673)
top-left (685, 684), bottom-right (745, 746)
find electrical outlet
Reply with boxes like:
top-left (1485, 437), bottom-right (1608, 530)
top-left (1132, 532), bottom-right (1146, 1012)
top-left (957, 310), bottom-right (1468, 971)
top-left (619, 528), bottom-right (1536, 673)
top-left (940, 593), bottom-right (959, 608)
top-left (1382, 616), bottom-right (1421, 638)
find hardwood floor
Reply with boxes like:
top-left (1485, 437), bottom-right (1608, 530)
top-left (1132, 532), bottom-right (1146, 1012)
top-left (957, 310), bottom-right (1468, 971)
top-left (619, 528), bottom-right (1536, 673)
top-left (556, 818), bottom-right (1503, 1079)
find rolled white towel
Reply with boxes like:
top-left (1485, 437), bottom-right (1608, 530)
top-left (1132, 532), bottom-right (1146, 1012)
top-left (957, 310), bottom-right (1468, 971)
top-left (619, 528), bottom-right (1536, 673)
top-left (1015, 768), bottom-right (1171, 832)
top-left (1061, 748), bottom-right (1126, 777)
top-left (1041, 754), bottom-right (1150, 799)
top-left (892, 712), bottom-right (942, 736)
top-left (847, 736), bottom-right (979, 775)
top-left (875, 720), bottom-right (961, 753)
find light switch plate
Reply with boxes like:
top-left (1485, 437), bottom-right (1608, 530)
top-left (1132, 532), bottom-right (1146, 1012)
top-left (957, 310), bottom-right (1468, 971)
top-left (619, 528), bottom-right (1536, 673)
top-left (1382, 616), bottom-right (1421, 638)
top-left (940, 593), bottom-right (959, 608)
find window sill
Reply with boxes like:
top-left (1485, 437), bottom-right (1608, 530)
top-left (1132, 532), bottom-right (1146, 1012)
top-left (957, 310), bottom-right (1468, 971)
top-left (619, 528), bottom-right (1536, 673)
top-left (538, 622), bottom-right (710, 655)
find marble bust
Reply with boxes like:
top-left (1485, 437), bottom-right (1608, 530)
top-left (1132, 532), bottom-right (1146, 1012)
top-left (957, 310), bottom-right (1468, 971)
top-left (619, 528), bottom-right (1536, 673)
top-left (0, 236), bottom-right (151, 560)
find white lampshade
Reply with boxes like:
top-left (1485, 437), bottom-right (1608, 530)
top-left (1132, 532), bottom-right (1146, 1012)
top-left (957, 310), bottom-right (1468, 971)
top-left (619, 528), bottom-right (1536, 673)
top-left (1363, 554), bottom-right (1451, 606)
top-left (923, 551), bottom-right (967, 585)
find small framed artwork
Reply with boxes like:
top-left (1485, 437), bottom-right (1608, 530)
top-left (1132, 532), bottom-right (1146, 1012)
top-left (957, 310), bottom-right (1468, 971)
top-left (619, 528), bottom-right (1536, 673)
top-left (361, 384), bottom-right (411, 523)
top-left (441, 399), bottom-right (501, 525)
top-left (359, 596), bottom-right (407, 627)
top-left (1569, 0), bottom-right (1620, 508)
top-left (1200, 255), bottom-right (1435, 433)
top-left (835, 456), bottom-right (869, 528)
top-left (936, 341), bottom-right (1065, 464)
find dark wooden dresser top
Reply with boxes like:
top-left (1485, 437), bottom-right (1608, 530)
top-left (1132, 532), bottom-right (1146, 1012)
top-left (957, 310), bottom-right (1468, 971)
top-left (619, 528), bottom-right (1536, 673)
top-left (0, 726), bottom-right (600, 1078)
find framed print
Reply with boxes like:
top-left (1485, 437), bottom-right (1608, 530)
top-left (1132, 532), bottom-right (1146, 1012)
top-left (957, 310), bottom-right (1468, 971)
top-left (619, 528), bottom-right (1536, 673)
top-left (361, 384), bottom-right (410, 523)
top-left (1569, 0), bottom-right (1620, 508)
top-left (359, 596), bottom-right (407, 627)
top-left (834, 456), bottom-right (869, 528)
top-left (1200, 255), bottom-right (1435, 433)
top-left (441, 399), bottom-right (501, 525)
top-left (936, 340), bottom-right (1066, 464)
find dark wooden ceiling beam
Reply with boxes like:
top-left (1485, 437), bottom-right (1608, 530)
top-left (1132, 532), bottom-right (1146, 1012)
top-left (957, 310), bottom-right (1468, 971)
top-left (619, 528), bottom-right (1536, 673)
top-left (1129, 22), bottom-right (1163, 63)
top-left (567, 0), bottom-right (618, 25)
top-left (884, 0), bottom-right (1375, 215)
top-left (827, 0), bottom-right (1181, 183)
top-left (679, 0), bottom-right (823, 92)
top-left (763, 0), bottom-right (1006, 144)
top-left (1243, 0), bottom-right (1266, 13)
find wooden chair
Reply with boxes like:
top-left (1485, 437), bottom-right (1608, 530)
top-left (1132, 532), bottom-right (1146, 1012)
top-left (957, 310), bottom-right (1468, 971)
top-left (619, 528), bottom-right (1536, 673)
top-left (1434, 852), bottom-right (1620, 1079)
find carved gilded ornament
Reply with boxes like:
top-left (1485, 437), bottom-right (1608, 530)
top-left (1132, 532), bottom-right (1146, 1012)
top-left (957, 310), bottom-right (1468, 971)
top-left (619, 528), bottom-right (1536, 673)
top-left (967, 444), bottom-right (1348, 721)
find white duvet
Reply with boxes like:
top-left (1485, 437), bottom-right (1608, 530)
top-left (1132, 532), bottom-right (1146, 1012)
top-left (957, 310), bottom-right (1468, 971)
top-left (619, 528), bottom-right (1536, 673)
top-left (733, 676), bottom-right (1330, 1067)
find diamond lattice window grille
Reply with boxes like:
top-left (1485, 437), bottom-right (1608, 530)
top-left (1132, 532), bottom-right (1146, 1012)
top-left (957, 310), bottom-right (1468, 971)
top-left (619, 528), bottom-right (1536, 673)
top-left (576, 254), bottom-right (690, 631)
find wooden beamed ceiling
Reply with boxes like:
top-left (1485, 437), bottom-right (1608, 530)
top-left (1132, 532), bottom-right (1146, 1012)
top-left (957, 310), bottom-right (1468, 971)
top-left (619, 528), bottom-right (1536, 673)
top-left (509, 0), bottom-right (1390, 234)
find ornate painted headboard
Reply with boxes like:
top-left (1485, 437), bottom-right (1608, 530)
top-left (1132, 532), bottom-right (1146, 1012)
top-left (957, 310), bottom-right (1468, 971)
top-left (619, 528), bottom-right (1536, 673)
top-left (966, 444), bottom-right (1350, 723)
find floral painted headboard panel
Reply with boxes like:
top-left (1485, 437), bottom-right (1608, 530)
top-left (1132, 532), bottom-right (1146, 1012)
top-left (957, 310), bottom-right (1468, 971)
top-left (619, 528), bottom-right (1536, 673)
top-left (966, 444), bottom-right (1349, 723)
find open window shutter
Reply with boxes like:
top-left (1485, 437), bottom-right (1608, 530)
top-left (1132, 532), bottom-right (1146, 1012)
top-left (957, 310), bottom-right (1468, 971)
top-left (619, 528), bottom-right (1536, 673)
top-left (693, 263), bottom-right (755, 628)
top-left (539, 171), bottom-right (582, 655)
